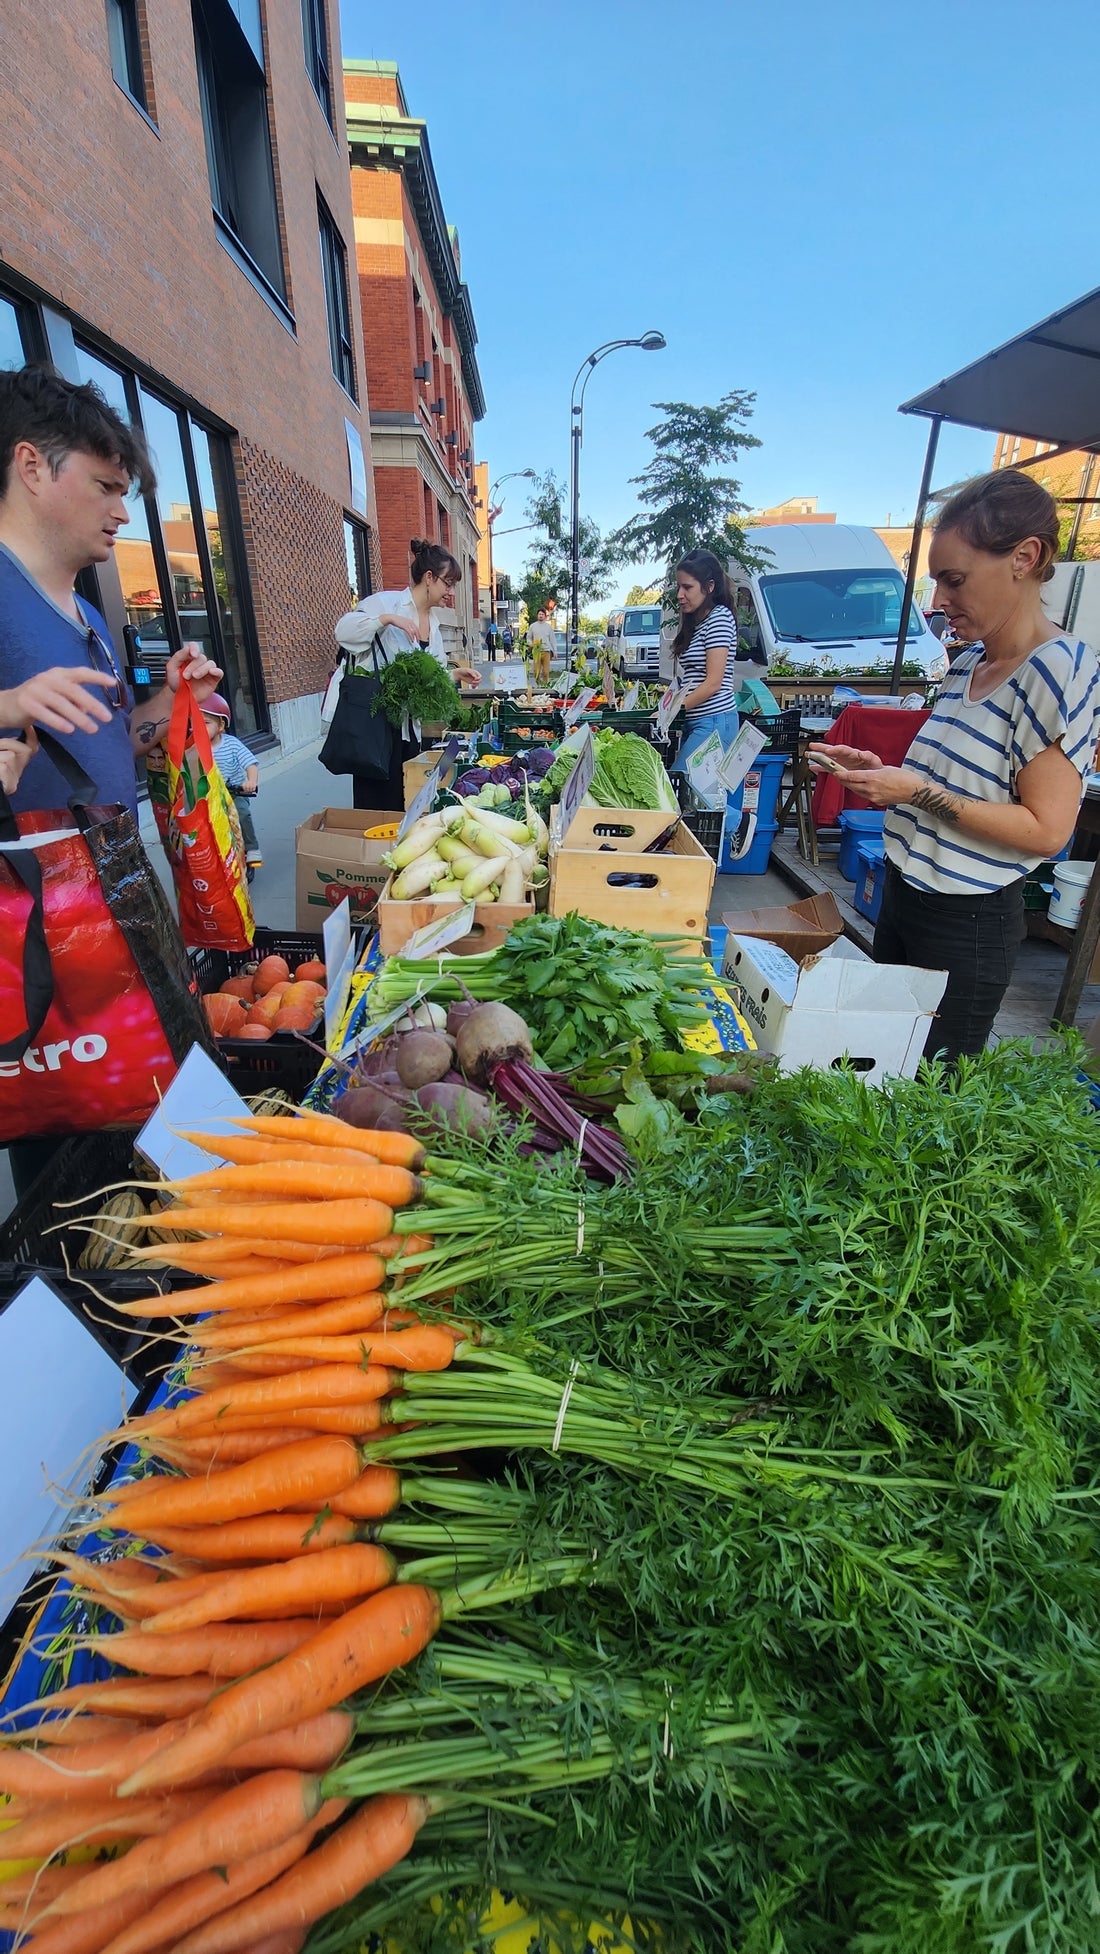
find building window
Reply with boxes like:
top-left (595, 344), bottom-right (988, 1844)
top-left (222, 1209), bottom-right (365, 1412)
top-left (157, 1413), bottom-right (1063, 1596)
top-left (344, 518), bottom-right (372, 605)
top-left (1008, 436), bottom-right (1021, 466)
top-left (106, 0), bottom-right (149, 111)
top-left (318, 196), bottom-right (356, 399)
top-left (423, 481), bottom-right (434, 539)
top-left (301, 0), bottom-right (333, 128)
top-left (0, 293), bottom-right (33, 371)
top-left (192, 0), bottom-right (287, 303)
top-left (437, 501), bottom-right (449, 548)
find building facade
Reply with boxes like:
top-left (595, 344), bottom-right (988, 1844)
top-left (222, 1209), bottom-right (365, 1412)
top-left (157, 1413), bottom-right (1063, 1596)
top-left (344, 61), bottom-right (484, 660)
top-left (2, 0), bottom-right (379, 751)
top-left (993, 434), bottom-right (1100, 557)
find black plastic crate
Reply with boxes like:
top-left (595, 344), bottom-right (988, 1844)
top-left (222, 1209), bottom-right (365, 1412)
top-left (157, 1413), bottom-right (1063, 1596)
top-left (744, 707), bottom-right (801, 756)
top-left (0, 1129), bottom-right (182, 1387)
top-left (672, 774), bottom-right (724, 861)
top-left (190, 926), bottom-right (331, 1100)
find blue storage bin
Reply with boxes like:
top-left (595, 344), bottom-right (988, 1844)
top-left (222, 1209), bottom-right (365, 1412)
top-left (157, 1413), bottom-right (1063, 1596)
top-left (743, 750), bottom-right (787, 827)
top-left (720, 818), bottom-right (778, 876)
top-left (838, 809), bottom-right (885, 881)
top-left (853, 840), bottom-right (886, 924)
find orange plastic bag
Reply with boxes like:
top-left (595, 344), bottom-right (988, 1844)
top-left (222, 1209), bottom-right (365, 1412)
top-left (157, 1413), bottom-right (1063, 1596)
top-left (149, 681), bottom-right (255, 951)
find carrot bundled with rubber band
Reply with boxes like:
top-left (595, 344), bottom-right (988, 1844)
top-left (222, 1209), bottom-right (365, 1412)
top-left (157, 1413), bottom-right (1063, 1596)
top-left (118, 1512), bottom-right (372, 1562)
top-left (86, 1617), bottom-right (327, 1678)
top-left (128, 1367), bottom-right (395, 1445)
top-left (42, 1769), bottom-right (326, 1919)
top-left (167, 1791), bottom-right (434, 1954)
top-left (19, 1673), bottom-right (222, 1720)
top-left (0, 1783), bottom-right (216, 1860)
top-left (178, 1130), bottom-right (383, 1168)
top-left (135, 1544), bottom-right (396, 1637)
top-left (196, 1325), bottom-right (458, 1373)
top-left (0, 1706), bottom-right (354, 1803)
top-left (93, 1436), bottom-right (362, 1530)
top-left (111, 1252), bottom-right (389, 1318)
top-left (151, 1197), bottom-right (395, 1247)
top-left (119, 1584), bottom-right (441, 1796)
top-left (87, 1802), bottom-right (348, 1954)
top-left (230, 1115), bottom-right (425, 1171)
top-left (162, 1160), bottom-right (422, 1207)
top-left (167, 1402), bottom-right (388, 1439)
top-left (0, 1885), bottom-right (154, 1954)
top-left (190, 1294), bottom-right (390, 1349)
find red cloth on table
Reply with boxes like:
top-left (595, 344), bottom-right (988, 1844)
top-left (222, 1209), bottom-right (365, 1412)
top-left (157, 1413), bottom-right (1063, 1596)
top-left (811, 703), bottom-right (932, 826)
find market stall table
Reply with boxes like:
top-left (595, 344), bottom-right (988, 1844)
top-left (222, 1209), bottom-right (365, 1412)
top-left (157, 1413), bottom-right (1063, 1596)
top-left (810, 702), bottom-right (932, 827)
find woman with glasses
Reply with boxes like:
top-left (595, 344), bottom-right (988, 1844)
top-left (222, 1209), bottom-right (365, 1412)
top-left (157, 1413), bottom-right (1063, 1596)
top-left (333, 537), bottom-right (480, 813)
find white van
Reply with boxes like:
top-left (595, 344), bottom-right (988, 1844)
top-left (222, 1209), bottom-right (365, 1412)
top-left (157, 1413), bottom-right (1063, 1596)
top-left (732, 524), bottom-right (945, 678)
top-left (607, 604), bottom-right (664, 677)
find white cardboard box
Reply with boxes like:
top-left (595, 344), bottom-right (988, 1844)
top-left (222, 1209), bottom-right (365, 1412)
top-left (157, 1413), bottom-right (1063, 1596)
top-left (721, 935), bottom-right (947, 1085)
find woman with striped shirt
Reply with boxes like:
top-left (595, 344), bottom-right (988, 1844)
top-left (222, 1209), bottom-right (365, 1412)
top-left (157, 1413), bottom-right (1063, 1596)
top-left (810, 471), bottom-right (1100, 1064)
top-left (671, 550), bottom-right (742, 771)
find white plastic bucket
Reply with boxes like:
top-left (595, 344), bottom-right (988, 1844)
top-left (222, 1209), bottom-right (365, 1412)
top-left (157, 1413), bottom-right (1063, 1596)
top-left (1050, 859), bottom-right (1093, 929)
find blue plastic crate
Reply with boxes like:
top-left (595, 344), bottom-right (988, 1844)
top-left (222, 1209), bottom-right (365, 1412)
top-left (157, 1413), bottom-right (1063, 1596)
top-left (838, 809), bottom-right (886, 881)
top-left (853, 840), bottom-right (886, 924)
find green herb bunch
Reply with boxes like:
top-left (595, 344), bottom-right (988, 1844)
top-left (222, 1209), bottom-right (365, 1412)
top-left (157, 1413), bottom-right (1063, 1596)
top-left (373, 650), bottom-right (462, 728)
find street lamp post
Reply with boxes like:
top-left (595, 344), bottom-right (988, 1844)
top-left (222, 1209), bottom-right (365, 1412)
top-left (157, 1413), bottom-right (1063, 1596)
top-left (569, 332), bottom-right (666, 662)
top-left (485, 469), bottom-right (536, 653)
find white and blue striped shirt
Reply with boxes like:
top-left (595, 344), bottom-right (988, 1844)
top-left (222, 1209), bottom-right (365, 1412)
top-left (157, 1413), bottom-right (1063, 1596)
top-left (679, 604), bottom-right (740, 718)
top-left (884, 637), bottom-right (1100, 895)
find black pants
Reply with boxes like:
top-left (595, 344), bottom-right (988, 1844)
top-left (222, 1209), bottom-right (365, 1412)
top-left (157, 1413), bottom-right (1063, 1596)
top-left (873, 860), bottom-right (1026, 1064)
top-left (353, 734), bottom-right (418, 817)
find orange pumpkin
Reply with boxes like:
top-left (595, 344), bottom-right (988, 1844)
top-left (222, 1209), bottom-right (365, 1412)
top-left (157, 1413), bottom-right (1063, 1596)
top-left (295, 959), bottom-right (327, 984)
top-left (203, 993), bottom-right (248, 1037)
top-left (253, 955), bottom-right (291, 995)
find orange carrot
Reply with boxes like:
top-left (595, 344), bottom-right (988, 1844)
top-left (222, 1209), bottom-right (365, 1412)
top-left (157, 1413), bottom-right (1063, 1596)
top-left (151, 1198), bottom-right (394, 1247)
top-left (124, 1514), bottom-right (362, 1561)
top-left (120, 1585), bottom-right (441, 1796)
top-left (0, 1864), bottom-right (89, 1904)
top-left (231, 1114), bottom-right (424, 1170)
top-left (97, 1437), bottom-right (361, 1531)
top-left (179, 1131), bottom-right (380, 1169)
top-left (192, 1294), bottom-right (388, 1350)
top-left (104, 1428), bottom-right (310, 1477)
top-left (139, 1545), bottom-right (395, 1636)
top-left (169, 1793), bottom-right (432, 1954)
top-left (0, 1785), bottom-right (215, 1860)
top-left (1, 1886), bottom-right (153, 1953)
top-left (47, 1769), bottom-right (324, 1918)
top-left (88, 1618), bottom-right (325, 1678)
top-left (6, 1712), bottom-right (145, 1745)
top-left (133, 1369), bottom-right (393, 1442)
top-left (173, 1403), bottom-right (387, 1438)
top-left (93, 1801), bottom-right (347, 1954)
top-left (168, 1161), bottom-right (421, 1207)
top-left (0, 1719), bottom-right (185, 1801)
top-left (284, 1463), bottom-right (400, 1520)
top-left (110, 1253), bottom-right (388, 1319)
top-left (39, 1674), bottom-right (221, 1720)
top-left (213, 1326), bottom-right (456, 1372)
top-left (218, 1709), bottom-right (353, 1774)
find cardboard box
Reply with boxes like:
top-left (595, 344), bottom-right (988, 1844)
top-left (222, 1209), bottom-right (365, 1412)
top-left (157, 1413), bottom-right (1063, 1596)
top-left (295, 807), bottom-right (401, 930)
top-left (720, 933), bottom-right (947, 1086)
top-left (549, 807), bottom-right (715, 943)
top-left (375, 877), bottom-right (534, 957)
top-left (721, 892), bottom-right (844, 962)
top-left (402, 748), bottom-right (459, 809)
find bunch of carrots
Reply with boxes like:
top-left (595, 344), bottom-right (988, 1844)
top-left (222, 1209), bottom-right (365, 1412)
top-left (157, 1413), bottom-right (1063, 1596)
top-left (0, 1110), bottom-right (511, 1954)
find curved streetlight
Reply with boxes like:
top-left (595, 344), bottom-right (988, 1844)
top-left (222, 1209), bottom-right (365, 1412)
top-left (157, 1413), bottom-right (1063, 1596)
top-left (485, 469), bottom-right (536, 648)
top-left (569, 332), bottom-right (666, 656)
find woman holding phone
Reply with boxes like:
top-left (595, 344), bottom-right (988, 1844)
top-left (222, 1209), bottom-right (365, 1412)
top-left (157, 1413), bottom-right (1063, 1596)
top-left (809, 471), bottom-right (1100, 1063)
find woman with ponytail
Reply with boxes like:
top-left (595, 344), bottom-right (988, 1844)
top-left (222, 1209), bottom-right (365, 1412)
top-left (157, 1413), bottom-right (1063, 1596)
top-left (333, 538), bottom-right (480, 810)
top-left (810, 470), bottom-right (1100, 1063)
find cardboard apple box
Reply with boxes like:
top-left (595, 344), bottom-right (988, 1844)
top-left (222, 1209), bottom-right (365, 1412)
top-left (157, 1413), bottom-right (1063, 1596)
top-left (295, 807), bottom-right (401, 930)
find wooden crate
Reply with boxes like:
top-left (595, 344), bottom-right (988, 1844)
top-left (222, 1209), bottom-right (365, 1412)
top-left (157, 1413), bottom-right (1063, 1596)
top-left (375, 876), bottom-right (535, 956)
top-left (549, 808), bottom-right (715, 942)
top-left (402, 748), bottom-right (459, 808)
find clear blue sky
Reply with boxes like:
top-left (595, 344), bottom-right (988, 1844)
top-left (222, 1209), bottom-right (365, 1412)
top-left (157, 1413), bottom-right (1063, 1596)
top-left (339, 0), bottom-right (1100, 603)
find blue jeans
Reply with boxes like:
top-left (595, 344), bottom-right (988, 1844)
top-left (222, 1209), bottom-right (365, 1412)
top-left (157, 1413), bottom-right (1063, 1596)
top-left (672, 710), bottom-right (743, 822)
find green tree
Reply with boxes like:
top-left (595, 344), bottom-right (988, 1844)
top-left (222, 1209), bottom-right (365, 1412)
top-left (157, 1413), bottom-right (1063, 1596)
top-left (518, 470), bottom-right (624, 627)
top-left (611, 392), bottom-right (765, 601)
top-left (623, 584), bottom-right (661, 606)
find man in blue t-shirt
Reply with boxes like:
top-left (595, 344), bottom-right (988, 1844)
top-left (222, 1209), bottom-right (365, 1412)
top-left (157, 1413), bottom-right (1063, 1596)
top-left (0, 366), bottom-right (222, 818)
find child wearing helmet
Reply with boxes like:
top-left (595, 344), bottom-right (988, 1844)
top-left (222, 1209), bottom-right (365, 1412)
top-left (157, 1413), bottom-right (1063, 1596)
top-left (201, 695), bottom-right (262, 878)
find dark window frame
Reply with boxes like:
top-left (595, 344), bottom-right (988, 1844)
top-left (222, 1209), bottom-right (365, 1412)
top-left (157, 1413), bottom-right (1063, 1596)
top-left (301, 0), bottom-right (334, 129)
top-left (192, 0), bottom-right (288, 309)
top-left (318, 194), bottom-right (356, 400)
top-left (106, 0), bottom-right (152, 116)
top-left (344, 516), bottom-right (373, 605)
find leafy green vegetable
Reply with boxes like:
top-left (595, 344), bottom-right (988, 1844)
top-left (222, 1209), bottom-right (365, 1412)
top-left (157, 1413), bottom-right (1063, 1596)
top-left (372, 650), bottom-right (461, 728)
top-left (585, 730), bottom-right (679, 812)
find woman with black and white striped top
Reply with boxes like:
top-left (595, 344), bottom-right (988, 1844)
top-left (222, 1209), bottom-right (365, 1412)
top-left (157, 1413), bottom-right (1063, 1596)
top-left (670, 550), bottom-right (742, 776)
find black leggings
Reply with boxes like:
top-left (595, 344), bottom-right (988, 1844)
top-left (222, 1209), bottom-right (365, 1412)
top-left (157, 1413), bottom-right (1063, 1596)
top-left (873, 861), bottom-right (1026, 1064)
top-left (353, 735), bottom-right (418, 816)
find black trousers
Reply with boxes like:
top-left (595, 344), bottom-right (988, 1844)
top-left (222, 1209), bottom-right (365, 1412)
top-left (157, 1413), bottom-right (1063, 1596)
top-left (873, 861), bottom-right (1026, 1064)
top-left (353, 734), bottom-right (418, 816)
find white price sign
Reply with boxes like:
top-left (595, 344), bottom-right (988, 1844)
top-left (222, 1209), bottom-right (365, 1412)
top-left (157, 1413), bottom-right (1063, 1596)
top-left (655, 681), bottom-right (688, 742)
top-left (562, 687), bottom-right (597, 733)
top-left (621, 683), bottom-right (641, 711)
top-left (717, 721), bottom-right (768, 796)
top-left (322, 897), bottom-right (356, 1051)
top-left (557, 725), bottom-right (596, 839)
top-left (401, 899), bottom-right (477, 960)
top-left (396, 738), bottom-right (461, 841)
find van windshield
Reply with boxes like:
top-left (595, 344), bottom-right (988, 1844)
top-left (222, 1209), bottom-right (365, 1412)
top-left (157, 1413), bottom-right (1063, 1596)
top-left (623, 609), bottom-right (661, 635)
top-left (759, 570), bottom-right (921, 642)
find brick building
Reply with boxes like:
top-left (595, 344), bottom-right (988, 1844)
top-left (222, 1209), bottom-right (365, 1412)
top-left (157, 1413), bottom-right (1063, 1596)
top-left (1, 0), bottom-right (379, 751)
top-left (993, 433), bottom-right (1100, 558)
top-left (344, 61), bottom-right (485, 659)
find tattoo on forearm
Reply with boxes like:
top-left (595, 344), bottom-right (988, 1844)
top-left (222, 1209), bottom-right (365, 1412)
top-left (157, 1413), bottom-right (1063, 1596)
top-left (911, 784), bottom-right (961, 826)
top-left (135, 716), bottom-right (169, 747)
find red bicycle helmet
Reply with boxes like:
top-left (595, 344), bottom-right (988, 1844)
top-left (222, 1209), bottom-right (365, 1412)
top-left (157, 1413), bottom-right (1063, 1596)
top-left (203, 693), bottom-right (232, 724)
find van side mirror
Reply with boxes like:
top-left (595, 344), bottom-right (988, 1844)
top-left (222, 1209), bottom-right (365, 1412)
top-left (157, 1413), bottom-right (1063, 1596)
top-left (926, 610), bottom-right (948, 641)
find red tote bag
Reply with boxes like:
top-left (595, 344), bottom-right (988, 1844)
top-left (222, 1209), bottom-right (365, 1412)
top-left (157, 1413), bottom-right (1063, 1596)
top-left (0, 736), bottom-right (216, 1142)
